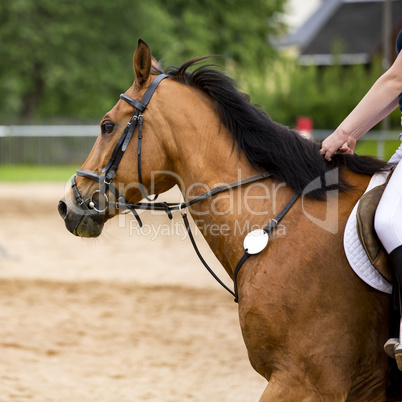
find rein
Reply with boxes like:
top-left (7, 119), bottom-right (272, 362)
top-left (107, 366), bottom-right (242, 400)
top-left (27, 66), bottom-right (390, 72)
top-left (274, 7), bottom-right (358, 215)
top-left (71, 73), bottom-right (299, 303)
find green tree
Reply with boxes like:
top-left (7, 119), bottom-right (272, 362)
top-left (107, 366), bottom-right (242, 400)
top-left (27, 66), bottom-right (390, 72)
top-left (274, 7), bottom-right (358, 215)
top-left (246, 57), bottom-right (401, 130)
top-left (0, 0), bottom-right (286, 123)
top-left (163, 0), bottom-right (286, 68)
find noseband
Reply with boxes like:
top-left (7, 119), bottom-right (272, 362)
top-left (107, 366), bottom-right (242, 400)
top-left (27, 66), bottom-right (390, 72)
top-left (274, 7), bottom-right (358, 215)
top-left (70, 73), bottom-right (299, 303)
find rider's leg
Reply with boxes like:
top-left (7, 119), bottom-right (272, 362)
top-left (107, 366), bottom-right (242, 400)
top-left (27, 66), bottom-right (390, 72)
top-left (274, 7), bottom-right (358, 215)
top-left (382, 248), bottom-right (402, 369)
top-left (390, 246), bottom-right (402, 307)
top-left (374, 157), bottom-right (402, 256)
top-left (375, 158), bottom-right (402, 368)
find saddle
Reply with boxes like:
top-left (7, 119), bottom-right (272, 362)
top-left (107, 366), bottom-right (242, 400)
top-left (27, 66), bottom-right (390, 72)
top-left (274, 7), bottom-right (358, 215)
top-left (355, 171), bottom-right (394, 284)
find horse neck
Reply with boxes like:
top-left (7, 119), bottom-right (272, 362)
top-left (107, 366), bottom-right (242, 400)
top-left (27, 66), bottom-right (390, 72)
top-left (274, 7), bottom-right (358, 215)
top-left (166, 84), bottom-right (256, 187)
top-left (162, 87), bottom-right (292, 277)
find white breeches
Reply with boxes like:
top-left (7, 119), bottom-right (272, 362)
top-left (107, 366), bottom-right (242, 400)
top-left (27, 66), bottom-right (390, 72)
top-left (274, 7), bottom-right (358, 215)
top-left (375, 140), bottom-right (402, 253)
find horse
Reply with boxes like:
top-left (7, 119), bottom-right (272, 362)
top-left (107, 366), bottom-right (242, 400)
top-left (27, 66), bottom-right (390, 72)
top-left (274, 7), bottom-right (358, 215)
top-left (58, 39), bottom-right (399, 401)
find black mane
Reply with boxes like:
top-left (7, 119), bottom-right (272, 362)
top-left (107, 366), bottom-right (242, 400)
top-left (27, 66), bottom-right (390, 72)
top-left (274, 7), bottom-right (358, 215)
top-left (165, 58), bottom-right (388, 199)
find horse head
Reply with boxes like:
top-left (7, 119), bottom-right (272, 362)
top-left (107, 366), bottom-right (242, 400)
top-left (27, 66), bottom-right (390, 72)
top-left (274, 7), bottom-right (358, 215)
top-left (58, 40), bottom-right (177, 237)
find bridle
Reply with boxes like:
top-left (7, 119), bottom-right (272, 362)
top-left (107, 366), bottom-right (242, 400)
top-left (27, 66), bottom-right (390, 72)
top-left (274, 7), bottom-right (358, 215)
top-left (70, 73), bottom-right (299, 303)
top-left (71, 73), bottom-right (169, 226)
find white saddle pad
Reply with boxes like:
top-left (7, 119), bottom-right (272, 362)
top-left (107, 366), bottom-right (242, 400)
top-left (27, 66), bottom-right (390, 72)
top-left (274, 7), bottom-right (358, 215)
top-left (343, 171), bottom-right (393, 294)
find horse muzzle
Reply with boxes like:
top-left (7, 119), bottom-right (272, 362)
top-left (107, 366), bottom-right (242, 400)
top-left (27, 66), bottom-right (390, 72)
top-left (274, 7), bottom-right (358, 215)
top-left (58, 198), bottom-right (104, 238)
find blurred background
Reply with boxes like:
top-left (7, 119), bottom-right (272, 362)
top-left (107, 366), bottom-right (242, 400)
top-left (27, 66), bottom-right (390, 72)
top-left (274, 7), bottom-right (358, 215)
top-left (0, 0), bottom-right (401, 177)
top-left (0, 2), bottom-right (401, 400)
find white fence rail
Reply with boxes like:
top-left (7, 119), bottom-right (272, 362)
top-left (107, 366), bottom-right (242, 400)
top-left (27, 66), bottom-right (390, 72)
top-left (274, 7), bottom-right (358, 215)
top-left (0, 126), bottom-right (400, 164)
top-left (0, 125), bottom-right (99, 137)
top-left (0, 126), bottom-right (99, 164)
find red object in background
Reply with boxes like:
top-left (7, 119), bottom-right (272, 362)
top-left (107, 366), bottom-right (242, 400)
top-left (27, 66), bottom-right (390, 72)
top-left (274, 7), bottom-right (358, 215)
top-left (296, 117), bottom-right (313, 139)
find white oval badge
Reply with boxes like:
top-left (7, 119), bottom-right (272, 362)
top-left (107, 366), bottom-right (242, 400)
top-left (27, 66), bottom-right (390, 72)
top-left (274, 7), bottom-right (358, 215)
top-left (243, 229), bottom-right (269, 254)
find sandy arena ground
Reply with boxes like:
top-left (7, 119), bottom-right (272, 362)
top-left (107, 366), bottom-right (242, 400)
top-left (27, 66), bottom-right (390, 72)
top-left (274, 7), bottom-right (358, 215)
top-left (0, 182), bottom-right (267, 401)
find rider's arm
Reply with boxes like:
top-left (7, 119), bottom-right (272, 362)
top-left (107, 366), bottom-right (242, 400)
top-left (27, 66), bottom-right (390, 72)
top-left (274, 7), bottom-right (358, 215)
top-left (320, 51), bottom-right (402, 161)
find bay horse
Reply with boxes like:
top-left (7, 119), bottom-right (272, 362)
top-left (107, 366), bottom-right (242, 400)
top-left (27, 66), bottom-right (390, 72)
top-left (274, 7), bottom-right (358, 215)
top-left (58, 39), bottom-right (398, 401)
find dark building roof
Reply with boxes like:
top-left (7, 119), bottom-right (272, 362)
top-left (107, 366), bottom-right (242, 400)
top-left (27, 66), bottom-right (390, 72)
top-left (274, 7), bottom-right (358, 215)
top-left (282, 0), bottom-right (402, 65)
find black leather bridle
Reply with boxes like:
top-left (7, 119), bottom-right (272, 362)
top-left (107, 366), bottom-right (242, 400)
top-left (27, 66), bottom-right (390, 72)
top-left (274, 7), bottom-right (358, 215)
top-left (71, 73), bottom-right (169, 226)
top-left (70, 73), bottom-right (299, 302)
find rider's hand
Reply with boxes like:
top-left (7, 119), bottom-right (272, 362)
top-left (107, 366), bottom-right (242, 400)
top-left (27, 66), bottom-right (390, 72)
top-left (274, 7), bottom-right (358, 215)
top-left (320, 130), bottom-right (351, 161)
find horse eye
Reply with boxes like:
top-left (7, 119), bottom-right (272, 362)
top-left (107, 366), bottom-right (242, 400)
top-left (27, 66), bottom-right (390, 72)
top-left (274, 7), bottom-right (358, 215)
top-left (102, 121), bottom-right (115, 134)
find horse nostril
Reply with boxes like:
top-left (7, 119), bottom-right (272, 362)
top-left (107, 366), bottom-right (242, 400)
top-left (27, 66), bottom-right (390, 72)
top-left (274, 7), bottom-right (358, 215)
top-left (58, 200), bottom-right (68, 220)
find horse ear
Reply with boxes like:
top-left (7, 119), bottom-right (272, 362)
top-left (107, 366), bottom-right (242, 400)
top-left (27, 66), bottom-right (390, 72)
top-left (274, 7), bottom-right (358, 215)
top-left (133, 39), bottom-right (152, 87)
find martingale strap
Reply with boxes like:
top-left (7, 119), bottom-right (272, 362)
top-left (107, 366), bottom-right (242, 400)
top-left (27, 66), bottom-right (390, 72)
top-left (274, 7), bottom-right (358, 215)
top-left (75, 167), bottom-right (299, 302)
top-left (232, 192), bottom-right (300, 303)
top-left (178, 190), bottom-right (299, 302)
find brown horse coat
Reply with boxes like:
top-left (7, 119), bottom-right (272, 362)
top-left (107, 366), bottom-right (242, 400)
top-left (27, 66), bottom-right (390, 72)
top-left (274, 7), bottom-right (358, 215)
top-left (59, 40), bottom-right (397, 401)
